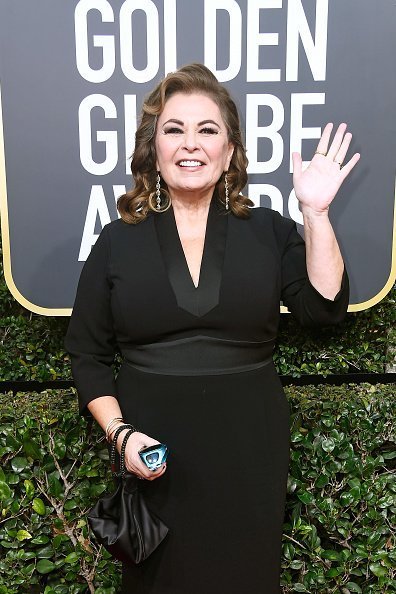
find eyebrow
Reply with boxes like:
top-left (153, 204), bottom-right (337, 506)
top-left (162, 118), bottom-right (221, 128)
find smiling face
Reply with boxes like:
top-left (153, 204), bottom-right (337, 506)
top-left (155, 93), bottom-right (234, 203)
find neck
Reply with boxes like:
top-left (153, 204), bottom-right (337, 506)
top-left (170, 190), bottom-right (213, 216)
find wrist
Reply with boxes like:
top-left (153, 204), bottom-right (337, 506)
top-left (115, 427), bottom-right (133, 453)
top-left (302, 206), bottom-right (331, 229)
top-left (109, 424), bottom-right (138, 474)
top-left (301, 205), bottom-right (329, 219)
top-left (105, 417), bottom-right (124, 442)
top-left (107, 421), bottom-right (124, 441)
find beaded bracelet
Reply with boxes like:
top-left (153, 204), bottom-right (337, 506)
top-left (118, 429), bottom-right (135, 478)
top-left (110, 424), bottom-right (137, 475)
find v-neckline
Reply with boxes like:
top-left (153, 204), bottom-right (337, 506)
top-left (154, 193), bottom-right (228, 317)
top-left (173, 204), bottom-right (210, 291)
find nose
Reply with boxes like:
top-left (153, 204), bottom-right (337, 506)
top-left (183, 129), bottom-right (199, 152)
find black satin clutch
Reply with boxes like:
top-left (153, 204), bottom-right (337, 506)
top-left (87, 427), bottom-right (169, 564)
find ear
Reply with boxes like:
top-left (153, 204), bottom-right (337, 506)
top-left (225, 143), bottom-right (235, 170)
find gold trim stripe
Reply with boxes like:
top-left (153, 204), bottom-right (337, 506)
top-left (0, 83), bottom-right (70, 316)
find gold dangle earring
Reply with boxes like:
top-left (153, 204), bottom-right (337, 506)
top-left (224, 173), bottom-right (229, 210)
top-left (148, 171), bottom-right (172, 213)
top-left (156, 172), bottom-right (161, 210)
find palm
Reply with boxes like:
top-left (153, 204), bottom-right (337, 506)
top-left (293, 123), bottom-right (360, 213)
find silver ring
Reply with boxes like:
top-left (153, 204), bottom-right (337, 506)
top-left (315, 150), bottom-right (327, 157)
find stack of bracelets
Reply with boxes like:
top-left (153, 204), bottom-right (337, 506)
top-left (106, 418), bottom-right (139, 477)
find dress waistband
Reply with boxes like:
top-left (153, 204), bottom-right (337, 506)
top-left (121, 335), bottom-right (274, 376)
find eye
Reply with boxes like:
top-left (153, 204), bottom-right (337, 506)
top-left (199, 127), bottom-right (219, 135)
top-left (163, 126), bottom-right (183, 135)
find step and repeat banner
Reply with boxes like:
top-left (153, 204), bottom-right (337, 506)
top-left (0, 0), bottom-right (395, 315)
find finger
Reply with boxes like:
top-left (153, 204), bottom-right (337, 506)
top-left (292, 152), bottom-right (302, 177)
top-left (125, 465), bottom-right (146, 480)
top-left (333, 132), bottom-right (352, 166)
top-left (315, 122), bottom-right (333, 155)
top-left (144, 464), bottom-right (167, 481)
top-left (126, 462), bottom-right (145, 478)
top-left (126, 454), bottom-right (152, 476)
top-left (133, 461), bottom-right (167, 480)
top-left (327, 123), bottom-right (348, 159)
top-left (137, 458), bottom-right (167, 478)
top-left (339, 152), bottom-right (361, 179)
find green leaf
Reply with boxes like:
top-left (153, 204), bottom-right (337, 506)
top-left (11, 456), bottom-right (28, 472)
top-left (16, 529), bottom-right (32, 541)
top-left (345, 583), bottom-right (362, 593)
top-left (322, 549), bottom-right (341, 561)
top-left (64, 552), bottom-right (79, 564)
top-left (369, 562), bottom-right (388, 578)
top-left (367, 531), bottom-right (382, 547)
top-left (37, 545), bottom-right (54, 559)
top-left (0, 481), bottom-right (12, 499)
top-left (7, 472), bottom-right (20, 485)
top-left (64, 499), bottom-right (78, 510)
top-left (293, 584), bottom-right (309, 592)
top-left (31, 534), bottom-right (50, 545)
top-left (52, 534), bottom-right (70, 549)
top-left (322, 437), bottom-right (336, 452)
top-left (0, 540), bottom-right (18, 549)
top-left (54, 438), bottom-right (67, 460)
top-left (23, 438), bottom-right (42, 460)
top-left (289, 560), bottom-right (304, 569)
top-left (382, 450), bottom-right (396, 459)
top-left (315, 474), bottom-right (329, 488)
top-left (326, 568), bottom-right (342, 578)
top-left (22, 550), bottom-right (37, 560)
top-left (48, 474), bottom-right (63, 498)
top-left (355, 545), bottom-right (368, 558)
top-left (32, 497), bottom-right (46, 515)
top-left (23, 479), bottom-right (35, 498)
top-left (36, 559), bottom-right (55, 574)
top-left (89, 483), bottom-right (108, 498)
top-left (297, 491), bottom-right (314, 504)
top-left (10, 498), bottom-right (20, 514)
top-left (340, 491), bottom-right (355, 506)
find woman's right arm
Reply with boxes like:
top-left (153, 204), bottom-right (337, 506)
top-left (65, 225), bottom-right (166, 480)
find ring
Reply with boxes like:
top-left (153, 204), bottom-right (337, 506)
top-left (315, 151), bottom-right (327, 157)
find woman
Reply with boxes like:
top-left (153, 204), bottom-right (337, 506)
top-left (65, 63), bottom-right (359, 593)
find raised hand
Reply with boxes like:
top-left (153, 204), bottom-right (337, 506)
top-left (292, 123), bottom-right (360, 215)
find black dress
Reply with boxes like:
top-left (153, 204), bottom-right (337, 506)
top-left (65, 195), bottom-right (349, 594)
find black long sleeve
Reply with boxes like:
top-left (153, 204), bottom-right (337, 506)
top-left (65, 225), bottom-right (117, 415)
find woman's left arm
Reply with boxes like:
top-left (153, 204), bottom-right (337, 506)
top-left (292, 122), bottom-right (360, 300)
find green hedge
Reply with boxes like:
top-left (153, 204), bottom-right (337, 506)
top-left (0, 384), bottom-right (394, 593)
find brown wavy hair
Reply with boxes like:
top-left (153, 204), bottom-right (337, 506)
top-left (117, 63), bottom-right (252, 224)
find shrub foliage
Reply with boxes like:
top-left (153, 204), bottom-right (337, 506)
top-left (0, 385), bottom-right (394, 593)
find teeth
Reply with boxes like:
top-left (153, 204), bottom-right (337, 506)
top-left (178, 160), bottom-right (203, 167)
